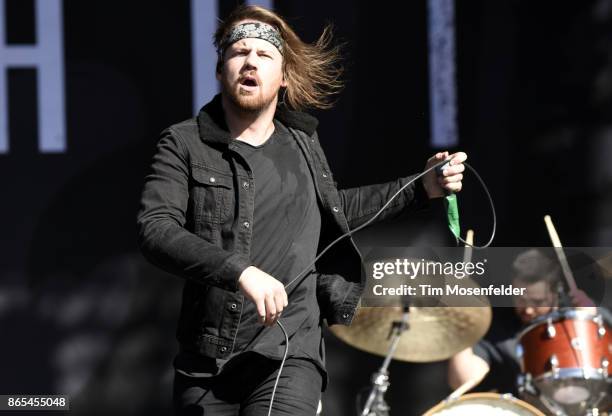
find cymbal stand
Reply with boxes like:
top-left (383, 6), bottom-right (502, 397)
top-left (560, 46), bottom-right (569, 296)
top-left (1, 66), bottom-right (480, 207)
top-left (359, 307), bottom-right (410, 416)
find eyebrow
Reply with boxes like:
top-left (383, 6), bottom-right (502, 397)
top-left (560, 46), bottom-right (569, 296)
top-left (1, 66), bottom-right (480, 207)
top-left (232, 45), bottom-right (275, 55)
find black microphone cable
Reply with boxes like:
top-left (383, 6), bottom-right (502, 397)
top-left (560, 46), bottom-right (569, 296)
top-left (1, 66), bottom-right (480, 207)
top-left (267, 159), bottom-right (497, 416)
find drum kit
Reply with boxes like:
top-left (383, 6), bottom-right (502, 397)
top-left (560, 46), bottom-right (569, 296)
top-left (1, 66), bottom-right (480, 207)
top-left (325, 220), bottom-right (612, 416)
top-left (328, 305), bottom-right (610, 416)
top-left (518, 308), bottom-right (611, 415)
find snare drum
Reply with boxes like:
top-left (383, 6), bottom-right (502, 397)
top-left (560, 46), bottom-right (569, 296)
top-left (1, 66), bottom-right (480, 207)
top-left (423, 392), bottom-right (545, 415)
top-left (518, 308), bottom-right (611, 413)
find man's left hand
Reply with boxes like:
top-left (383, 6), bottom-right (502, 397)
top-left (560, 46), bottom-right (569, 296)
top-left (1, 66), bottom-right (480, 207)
top-left (422, 151), bottom-right (467, 199)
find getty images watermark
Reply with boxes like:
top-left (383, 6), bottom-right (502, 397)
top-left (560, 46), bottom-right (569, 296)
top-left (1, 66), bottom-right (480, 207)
top-left (370, 257), bottom-right (525, 297)
top-left (360, 247), bottom-right (612, 308)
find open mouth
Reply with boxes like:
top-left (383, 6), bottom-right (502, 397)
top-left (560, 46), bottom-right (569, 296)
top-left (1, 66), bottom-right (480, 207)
top-left (239, 76), bottom-right (259, 88)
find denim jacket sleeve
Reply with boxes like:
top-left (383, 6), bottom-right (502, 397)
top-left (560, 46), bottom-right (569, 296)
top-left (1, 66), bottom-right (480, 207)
top-left (337, 174), bottom-right (431, 229)
top-left (136, 130), bottom-right (250, 292)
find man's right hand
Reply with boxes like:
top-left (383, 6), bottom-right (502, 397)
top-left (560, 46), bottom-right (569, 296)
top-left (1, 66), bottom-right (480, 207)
top-left (238, 266), bottom-right (288, 327)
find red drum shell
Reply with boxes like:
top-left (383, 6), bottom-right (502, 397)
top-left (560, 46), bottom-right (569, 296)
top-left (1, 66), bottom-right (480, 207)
top-left (519, 309), bottom-right (611, 378)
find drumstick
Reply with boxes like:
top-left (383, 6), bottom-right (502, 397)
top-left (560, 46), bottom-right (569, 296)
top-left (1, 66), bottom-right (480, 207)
top-left (463, 230), bottom-right (474, 265)
top-left (543, 215), bottom-right (578, 292)
top-left (447, 373), bottom-right (486, 400)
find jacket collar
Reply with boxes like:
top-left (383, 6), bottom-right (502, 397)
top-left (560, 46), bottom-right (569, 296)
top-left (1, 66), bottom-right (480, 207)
top-left (197, 93), bottom-right (319, 145)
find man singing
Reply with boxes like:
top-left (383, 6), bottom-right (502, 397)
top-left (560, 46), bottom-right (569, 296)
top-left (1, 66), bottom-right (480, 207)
top-left (137, 5), bottom-right (466, 415)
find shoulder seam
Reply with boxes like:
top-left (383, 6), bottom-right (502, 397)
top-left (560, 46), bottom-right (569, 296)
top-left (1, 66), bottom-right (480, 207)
top-left (167, 126), bottom-right (190, 162)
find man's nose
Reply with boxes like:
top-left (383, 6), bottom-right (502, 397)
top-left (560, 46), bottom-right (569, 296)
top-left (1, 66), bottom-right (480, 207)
top-left (244, 51), bottom-right (259, 69)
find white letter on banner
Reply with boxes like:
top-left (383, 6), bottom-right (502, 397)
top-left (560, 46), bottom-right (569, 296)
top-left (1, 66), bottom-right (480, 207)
top-left (190, 0), bottom-right (273, 115)
top-left (428, 0), bottom-right (458, 148)
top-left (191, 0), bottom-right (219, 115)
top-left (0, 0), bottom-right (66, 153)
top-left (246, 0), bottom-right (273, 8)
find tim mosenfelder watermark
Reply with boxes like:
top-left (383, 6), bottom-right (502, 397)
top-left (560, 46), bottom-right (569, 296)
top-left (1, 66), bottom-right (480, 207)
top-left (368, 258), bottom-right (527, 297)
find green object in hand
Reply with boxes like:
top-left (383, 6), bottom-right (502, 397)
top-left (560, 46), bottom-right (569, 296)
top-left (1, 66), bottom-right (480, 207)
top-left (445, 193), bottom-right (460, 240)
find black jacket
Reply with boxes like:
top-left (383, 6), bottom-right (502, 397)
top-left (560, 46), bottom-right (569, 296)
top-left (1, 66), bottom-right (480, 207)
top-left (136, 94), bottom-right (430, 359)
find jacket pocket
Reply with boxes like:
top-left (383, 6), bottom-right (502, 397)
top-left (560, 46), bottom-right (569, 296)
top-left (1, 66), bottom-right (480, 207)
top-left (189, 164), bottom-right (234, 226)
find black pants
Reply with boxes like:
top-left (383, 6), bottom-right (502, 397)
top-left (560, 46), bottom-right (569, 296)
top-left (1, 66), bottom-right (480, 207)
top-left (173, 353), bottom-right (323, 416)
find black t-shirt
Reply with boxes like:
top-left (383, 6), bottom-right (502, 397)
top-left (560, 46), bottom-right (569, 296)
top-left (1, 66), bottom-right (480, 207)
top-left (230, 119), bottom-right (323, 363)
top-left (174, 119), bottom-right (326, 386)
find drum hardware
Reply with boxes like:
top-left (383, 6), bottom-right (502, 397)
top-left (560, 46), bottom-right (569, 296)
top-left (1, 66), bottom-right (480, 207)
top-left (361, 371), bottom-right (390, 416)
top-left (549, 354), bottom-right (560, 378)
top-left (358, 307), bottom-right (410, 416)
top-left (600, 357), bottom-right (609, 377)
top-left (519, 308), bottom-right (612, 415)
top-left (595, 315), bottom-right (606, 339)
top-left (539, 393), bottom-right (567, 416)
top-left (588, 391), bottom-right (609, 415)
top-left (571, 338), bottom-right (584, 351)
top-left (520, 376), bottom-right (570, 416)
top-left (548, 318), bottom-right (557, 338)
top-left (519, 373), bottom-right (539, 397)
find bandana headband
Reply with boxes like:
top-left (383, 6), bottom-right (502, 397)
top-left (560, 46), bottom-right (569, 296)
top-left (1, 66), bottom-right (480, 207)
top-left (218, 22), bottom-right (284, 56)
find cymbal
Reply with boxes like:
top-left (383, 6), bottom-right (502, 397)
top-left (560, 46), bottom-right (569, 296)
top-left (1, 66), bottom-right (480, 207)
top-left (329, 305), bottom-right (492, 362)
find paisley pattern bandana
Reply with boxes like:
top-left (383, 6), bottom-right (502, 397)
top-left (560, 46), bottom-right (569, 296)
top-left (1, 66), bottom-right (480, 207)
top-left (218, 22), bottom-right (284, 56)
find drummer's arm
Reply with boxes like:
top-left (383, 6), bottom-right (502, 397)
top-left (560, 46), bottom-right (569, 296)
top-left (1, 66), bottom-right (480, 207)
top-left (447, 347), bottom-right (490, 390)
top-left (570, 289), bottom-right (597, 315)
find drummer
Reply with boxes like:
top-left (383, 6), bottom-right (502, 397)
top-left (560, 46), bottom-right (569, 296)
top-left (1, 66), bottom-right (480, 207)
top-left (447, 248), bottom-right (610, 395)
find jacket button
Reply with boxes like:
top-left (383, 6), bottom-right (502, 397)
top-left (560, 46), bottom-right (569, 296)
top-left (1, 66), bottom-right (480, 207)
top-left (209, 177), bottom-right (216, 183)
top-left (230, 303), bottom-right (237, 310)
top-left (242, 181), bottom-right (249, 189)
top-left (322, 173), bottom-right (328, 178)
top-left (332, 206), bottom-right (340, 213)
top-left (243, 221), bottom-right (250, 228)
top-left (220, 346), bottom-right (227, 352)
